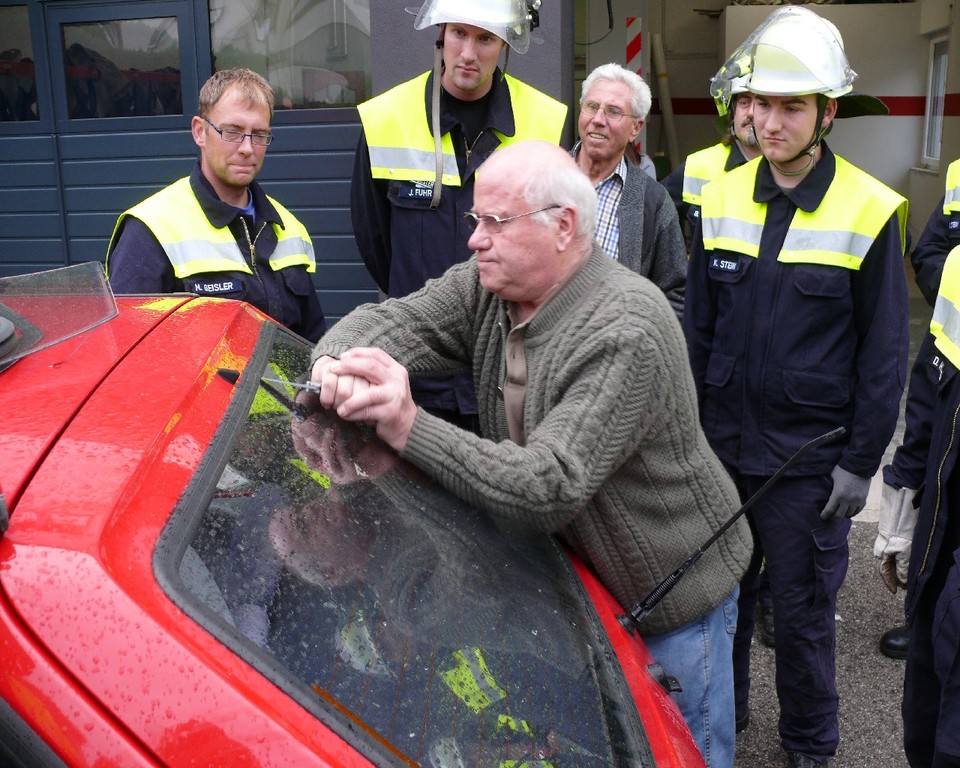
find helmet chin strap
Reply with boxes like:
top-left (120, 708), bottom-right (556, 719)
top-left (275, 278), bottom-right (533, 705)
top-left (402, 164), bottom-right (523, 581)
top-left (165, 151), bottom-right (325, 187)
top-left (429, 28), bottom-right (445, 209)
top-left (763, 95), bottom-right (830, 178)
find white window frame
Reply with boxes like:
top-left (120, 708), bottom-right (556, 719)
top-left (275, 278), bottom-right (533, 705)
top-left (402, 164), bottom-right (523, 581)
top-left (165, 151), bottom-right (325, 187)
top-left (923, 35), bottom-right (949, 169)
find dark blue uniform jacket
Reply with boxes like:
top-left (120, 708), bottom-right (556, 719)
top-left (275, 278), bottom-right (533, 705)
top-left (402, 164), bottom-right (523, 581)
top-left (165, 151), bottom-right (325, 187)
top-left (910, 194), bottom-right (960, 307)
top-left (350, 70), bottom-right (523, 416)
top-left (884, 334), bottom-right (960, 622)
top-left (108, 163), bottom-right (327, 343)
top-left (684, 146), bottom-right (909, 478)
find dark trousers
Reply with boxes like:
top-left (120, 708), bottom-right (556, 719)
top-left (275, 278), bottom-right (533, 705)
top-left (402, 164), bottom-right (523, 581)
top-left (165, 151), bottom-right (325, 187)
top-left (904, 550), bottom-right (960, 767)
top-left (731, 472), bottom-right (849, 761)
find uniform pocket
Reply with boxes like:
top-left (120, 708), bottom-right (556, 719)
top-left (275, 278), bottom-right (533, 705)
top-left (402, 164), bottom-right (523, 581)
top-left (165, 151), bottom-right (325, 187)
top-left (812, 521), bottom-right (850, 612)
top-left (793, 264), bottom-right (850, 298)
top-left (783, 369), bottom-right (851, 409)
top-left (932, 551), bottom-right (960, 682)
top-left (704, 352), bottom-right (736, 388)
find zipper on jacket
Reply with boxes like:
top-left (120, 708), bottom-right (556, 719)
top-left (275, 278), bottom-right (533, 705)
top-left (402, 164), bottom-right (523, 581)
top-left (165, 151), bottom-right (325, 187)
top-left (917, 397), bottom-right (960, 577)
top-left (239, 216), bottom-right (269, 286)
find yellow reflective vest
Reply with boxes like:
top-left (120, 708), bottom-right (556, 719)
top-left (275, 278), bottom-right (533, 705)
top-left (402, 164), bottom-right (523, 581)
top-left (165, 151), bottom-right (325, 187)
top-left (682, 142), bottom-right (732, 206)
top-left (107, 177), bottom-right (315, 279)
top-left (357, 71), bottom-right (566, 187)
top-left (702, 156), bottom-right (908, 269)
top-left (943, 159), bottom-right (960, 215)
top-left (931, 244), bottom-right (960, 369)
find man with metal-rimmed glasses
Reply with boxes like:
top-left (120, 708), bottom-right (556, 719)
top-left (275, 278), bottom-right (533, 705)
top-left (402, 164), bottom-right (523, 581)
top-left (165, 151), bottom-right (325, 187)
top-left (106, 68), bottom-right (326, 342)
top-left (305, 140), bottom-right (751, 767)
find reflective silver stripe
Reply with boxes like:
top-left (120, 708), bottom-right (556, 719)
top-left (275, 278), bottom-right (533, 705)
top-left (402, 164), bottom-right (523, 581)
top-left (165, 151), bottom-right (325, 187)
top-left (706, 218), bottom-right (868, 267)
top-left (367, 145), bottom-right (458, 179)
top-left (461, 650), bottom-right (505, 704)
top-left (933, 292), bottom-right (960, 348)
top-left (166, 240), bottom-right (251, 277)
top-left (272, 237), bottom-right (312, 263)
top-left (782, 228), bottom-right (873, 262)
top-left (166, 236), bottom-right (312, 278)
top-left (682, 173), bottom-right (708, 203)
top-left (702, 215), bottom-right (764, 247)
top-left (945, 160), bottom-right (960, 212)
top-left (946, 184), bottom-right (960, 212)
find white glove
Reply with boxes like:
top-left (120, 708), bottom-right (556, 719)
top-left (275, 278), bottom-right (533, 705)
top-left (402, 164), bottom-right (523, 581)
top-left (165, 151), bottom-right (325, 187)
top-left (873, 483), bottom-right (918, 595)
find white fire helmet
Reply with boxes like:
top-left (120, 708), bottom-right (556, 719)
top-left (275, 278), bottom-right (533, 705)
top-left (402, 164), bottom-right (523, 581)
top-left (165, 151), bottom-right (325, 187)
top-left (746, 7), bottom-right (855, 98)
top-left (413, 0), bottom-right (533, 54)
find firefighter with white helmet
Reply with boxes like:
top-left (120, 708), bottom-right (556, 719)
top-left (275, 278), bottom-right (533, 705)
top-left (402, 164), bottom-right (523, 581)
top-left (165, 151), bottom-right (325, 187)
top-left (350, 0), bottom-right (566, 433)
top-left (662, 47), bottom-right (762, 240)
top-left (413, 0), bottom-right (534, 55)
top-left (684, 7), bottom-right (909, 766)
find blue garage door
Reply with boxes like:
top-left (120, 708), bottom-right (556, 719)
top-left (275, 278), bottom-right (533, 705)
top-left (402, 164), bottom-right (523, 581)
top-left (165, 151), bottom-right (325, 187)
top-left (0, 0), bottom-right (375, 323)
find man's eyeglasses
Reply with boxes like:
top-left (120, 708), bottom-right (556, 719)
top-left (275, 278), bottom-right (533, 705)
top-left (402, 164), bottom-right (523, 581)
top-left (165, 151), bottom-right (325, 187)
top-left (464, 204), bottom-right (562, 234)
top-left (581, 101), bottom-right (637, 123)
top-left (203, 117), bottom-right (273, 147)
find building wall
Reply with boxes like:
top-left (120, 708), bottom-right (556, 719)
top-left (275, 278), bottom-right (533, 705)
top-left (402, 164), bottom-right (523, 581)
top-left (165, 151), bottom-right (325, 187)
top-left (5, 0), bottom-right (958, 319)
top-left (0, 0), bottom-right (371, 324)
top-left (918, 0), bottom-right (959, 226)
top-left (648, 1), bottom-right (938, 242)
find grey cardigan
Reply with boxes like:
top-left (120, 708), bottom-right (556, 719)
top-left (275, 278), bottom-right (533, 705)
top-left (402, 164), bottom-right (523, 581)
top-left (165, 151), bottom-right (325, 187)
top-left (617, 164), bottom-right (687, 320)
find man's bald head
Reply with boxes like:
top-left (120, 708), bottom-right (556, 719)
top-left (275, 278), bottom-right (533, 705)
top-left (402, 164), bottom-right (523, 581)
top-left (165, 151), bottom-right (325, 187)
top-left (479, 141), bottom-right (598, 241)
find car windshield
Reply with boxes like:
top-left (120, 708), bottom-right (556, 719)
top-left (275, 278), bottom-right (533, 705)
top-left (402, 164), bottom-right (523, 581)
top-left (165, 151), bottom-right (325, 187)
top-left (158, 326), bottom-right (653, 767)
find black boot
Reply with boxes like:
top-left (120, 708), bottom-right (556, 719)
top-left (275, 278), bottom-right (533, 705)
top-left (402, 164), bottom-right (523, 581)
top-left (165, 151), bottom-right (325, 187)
top-left (879, 624), bottom-right (909, 660)
top-left (736, 712), bottom-right (750, 733)
top-left (786, 752), bottom-right (830, 767)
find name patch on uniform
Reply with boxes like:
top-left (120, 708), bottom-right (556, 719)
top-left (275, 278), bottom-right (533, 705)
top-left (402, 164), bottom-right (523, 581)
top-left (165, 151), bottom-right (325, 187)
top-left (709, 255), bottom-right (740, 273)
top-left (189, 279), bottom-right (241, 295)
top-left (398, 181), bottom-right (436, 199)
top-left (930, 352), bottom-right (947, 383)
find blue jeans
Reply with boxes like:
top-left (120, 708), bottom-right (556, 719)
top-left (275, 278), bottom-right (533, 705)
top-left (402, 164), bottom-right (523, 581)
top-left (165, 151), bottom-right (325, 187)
top-left (644, 588), bottom-right (739, 768)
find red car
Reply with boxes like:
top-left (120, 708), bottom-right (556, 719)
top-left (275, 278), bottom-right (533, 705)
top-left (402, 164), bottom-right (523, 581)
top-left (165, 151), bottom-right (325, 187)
top-left (0, 264), bottom-right (704, 768)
